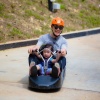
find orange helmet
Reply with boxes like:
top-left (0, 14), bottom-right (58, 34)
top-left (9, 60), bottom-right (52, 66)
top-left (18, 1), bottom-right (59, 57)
top-left (51, 17), bottom-right (64, 26)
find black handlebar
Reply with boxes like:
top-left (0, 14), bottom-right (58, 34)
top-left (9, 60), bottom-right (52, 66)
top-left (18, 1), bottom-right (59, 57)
top-left (56, 50), bottom-right (61, 53)
top-left (32, 49), bottom-right (38, 52)
top-left (32, 49), bottom-right (61, 55)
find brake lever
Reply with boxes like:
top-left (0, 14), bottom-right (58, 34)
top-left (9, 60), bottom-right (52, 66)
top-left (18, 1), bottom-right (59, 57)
top-left (56, 50), bottom-right (61, 53)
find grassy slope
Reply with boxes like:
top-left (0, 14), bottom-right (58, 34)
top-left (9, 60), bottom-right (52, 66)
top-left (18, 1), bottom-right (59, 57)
top-left (0, 0), bottom-right (100, 43)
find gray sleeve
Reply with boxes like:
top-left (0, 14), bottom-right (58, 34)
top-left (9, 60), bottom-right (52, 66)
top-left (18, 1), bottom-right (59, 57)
top-left (36, 36), bottom-right (44, 46)
top-left (61, 40), bottom-right (68, 51)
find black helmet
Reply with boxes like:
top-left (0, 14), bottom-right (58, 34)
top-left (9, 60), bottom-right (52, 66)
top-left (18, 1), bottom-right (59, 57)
top-left (39, 43), bottom-right (54, 52)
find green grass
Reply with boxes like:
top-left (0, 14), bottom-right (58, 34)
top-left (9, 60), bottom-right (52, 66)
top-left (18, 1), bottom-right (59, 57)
top-left (85, 15), bottom-right (100, 27)
top-left (9, 28), bottom-right (23, 38)
top-left (56, 0), bottom-right (63, 3)
top-left (79, 9), bottom-right (100, 27)
top-left (0, 2), bottom-right (5, 17)
top-left (24, 10), bottom-right (34, 17)
top-left (33, 12), bottom-right (44, 21)
top-left (72, 2), bottom-right (79, 7)
top-left (88, 4), bottom-right (100, 14)
top-left (0, 30), bottom-right (3, 40)
top-left (0, 2), bottom-right (14, 19)
top-left (34, 29), bottom-right (42, 36)
top-left (7, 24), bottom-right (12, 28)
top-left (65, 27), bottom-right (76, 32)
top-left (60, 4), bottom-right (66, 10)
top-left (0, 2), bottom-right (5, 12)
top-left (9, 28), bottom-right (31, 39)
top-left (24, 10), bottom-right (44, 20)
top-left (0, 0), bottom-right (100, 43)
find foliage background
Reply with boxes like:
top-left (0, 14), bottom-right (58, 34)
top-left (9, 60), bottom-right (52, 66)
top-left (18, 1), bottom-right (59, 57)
top-left (0, 0), bottom-right (100, 43)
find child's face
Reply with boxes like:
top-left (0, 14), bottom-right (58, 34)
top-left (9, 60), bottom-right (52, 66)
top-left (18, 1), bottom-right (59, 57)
top-left (43, 48), bottom-right (52, 58)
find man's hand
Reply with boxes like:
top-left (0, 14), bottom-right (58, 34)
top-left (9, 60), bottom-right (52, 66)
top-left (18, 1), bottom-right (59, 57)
top-left (28, 45), bottom-right (40, 54)
top-left (56, 51), bottom-right (62, 58)
top-left (61, 49), bottom-right (67, 56)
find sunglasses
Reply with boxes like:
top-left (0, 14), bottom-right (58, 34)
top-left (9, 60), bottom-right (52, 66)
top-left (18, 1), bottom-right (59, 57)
top-left (53, 25), bottom-right (64, 30)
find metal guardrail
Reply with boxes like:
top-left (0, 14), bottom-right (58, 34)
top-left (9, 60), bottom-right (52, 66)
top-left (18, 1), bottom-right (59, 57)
top-left (0, 28), bottom-right (100, 50)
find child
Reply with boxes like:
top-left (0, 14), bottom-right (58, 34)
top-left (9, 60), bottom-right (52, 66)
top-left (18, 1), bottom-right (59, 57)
top-left (30, 43), bottom-right (61, 77)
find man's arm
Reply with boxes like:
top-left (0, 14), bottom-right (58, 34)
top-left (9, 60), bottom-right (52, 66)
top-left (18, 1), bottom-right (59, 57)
top-left (61, 48), bottom-right (67, 56)
top-left (51, 52), bottom-right (62, 63)
top-left (28, 36), bottom-right (44, 54)
top-left (61, 40), bottom-right (68, 56)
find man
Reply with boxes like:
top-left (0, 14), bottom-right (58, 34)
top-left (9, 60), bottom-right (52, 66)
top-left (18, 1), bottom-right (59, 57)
top-left (28, 17), bottom-right (68, 77)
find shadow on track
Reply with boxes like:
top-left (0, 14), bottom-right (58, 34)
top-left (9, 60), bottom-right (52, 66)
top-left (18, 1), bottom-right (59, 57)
top-left (28, 87), bottom-right (61, 93)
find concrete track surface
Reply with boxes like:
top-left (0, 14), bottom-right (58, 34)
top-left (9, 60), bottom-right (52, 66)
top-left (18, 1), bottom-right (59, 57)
top-left (0, 34), bottom-right (100, 100)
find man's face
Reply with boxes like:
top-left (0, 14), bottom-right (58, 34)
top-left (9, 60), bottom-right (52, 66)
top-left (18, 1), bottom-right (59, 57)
top-left (52, 24), bottom-right (64, 37)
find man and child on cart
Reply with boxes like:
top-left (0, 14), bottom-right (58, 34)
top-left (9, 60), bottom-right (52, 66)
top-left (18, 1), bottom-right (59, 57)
top-left (28, 17), bottom-right (68, 78)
